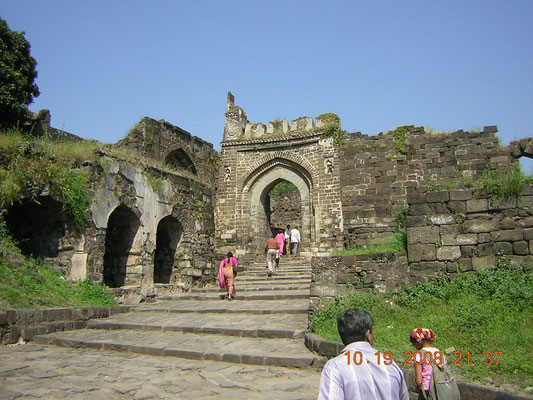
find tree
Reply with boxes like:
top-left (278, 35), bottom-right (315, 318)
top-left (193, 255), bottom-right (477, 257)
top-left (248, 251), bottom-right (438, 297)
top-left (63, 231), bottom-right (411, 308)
top-left (0, 17), bottom-right (39, 129)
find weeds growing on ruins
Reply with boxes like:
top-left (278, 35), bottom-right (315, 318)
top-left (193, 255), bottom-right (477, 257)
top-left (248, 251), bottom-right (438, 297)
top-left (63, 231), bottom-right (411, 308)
top-left (0, 216), bottom-right (116, 311)
top-left (309, 253), bottom-right (533, 388)
top-left (427, 163), bottom-right (533, 201)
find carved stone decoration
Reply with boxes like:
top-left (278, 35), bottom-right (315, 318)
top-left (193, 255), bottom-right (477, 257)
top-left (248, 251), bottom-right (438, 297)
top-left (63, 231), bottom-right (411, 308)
top-left (325, 159), bottom-right (333, 174)
top-left (245, 123), bottom-right (266, 138)
top-left (224, 166), bottom-right (231, 182)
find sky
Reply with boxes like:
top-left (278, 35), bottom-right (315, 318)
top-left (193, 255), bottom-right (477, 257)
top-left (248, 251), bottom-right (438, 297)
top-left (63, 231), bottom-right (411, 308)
top-left (2, 1), bottom-right (533, 170)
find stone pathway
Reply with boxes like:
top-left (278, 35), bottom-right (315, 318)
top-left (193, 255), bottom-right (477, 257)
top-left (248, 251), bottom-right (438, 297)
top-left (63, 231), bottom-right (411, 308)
top-left (0, 258), bottom-right (324, 399)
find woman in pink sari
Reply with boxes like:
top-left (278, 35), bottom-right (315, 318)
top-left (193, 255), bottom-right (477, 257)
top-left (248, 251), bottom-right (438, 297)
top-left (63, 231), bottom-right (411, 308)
top-left (274, 229), bottom-right (285, 267)
top-left (218, 252), bottom-right (238, 300)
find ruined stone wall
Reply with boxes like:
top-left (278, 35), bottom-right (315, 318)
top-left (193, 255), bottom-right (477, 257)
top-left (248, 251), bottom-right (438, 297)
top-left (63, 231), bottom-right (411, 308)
top-left (407, 185), bottom-right (533, 280)
top-left (310, 186), bottom-right (533, 314)
top-left (339, 126), bottom-right (510, 248)
top-left (310, 253), bottom-right (408, 315)
top-left (116, 117), bottom-right (217, 187)
top-left (269, 188), bottom-right (301, 230)
top-left (82, 157), bottom-right (216, 291)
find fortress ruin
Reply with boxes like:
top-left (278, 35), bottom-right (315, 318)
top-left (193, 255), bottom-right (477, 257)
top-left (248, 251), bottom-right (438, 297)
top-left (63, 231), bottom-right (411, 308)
top-left (1, 93), bottom-right (532, 296)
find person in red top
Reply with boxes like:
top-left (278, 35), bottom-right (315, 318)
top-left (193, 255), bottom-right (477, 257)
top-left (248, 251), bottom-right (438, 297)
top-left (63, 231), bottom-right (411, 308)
top-left (264, 234), bottom-right (279, 277)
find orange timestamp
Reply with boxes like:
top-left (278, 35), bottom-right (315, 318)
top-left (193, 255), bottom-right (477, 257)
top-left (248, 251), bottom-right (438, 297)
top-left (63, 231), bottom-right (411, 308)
top-left (345, 350), bottom-right (503, 366)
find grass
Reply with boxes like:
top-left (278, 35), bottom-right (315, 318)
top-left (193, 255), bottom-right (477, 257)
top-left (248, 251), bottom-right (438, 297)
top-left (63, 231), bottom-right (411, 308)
top-left (333, 230), bottom-right (407, 256)
top-left (427, 163), bottom-right (533, 201)
top-left (309, 255), bottom-right (533, 390)
top-left (0, 219), bottom-right (116, 312)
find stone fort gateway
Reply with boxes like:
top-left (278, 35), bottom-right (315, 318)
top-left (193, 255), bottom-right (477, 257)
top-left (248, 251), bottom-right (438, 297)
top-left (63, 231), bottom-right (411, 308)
top-left (3, 92), bottom-right (533, 300)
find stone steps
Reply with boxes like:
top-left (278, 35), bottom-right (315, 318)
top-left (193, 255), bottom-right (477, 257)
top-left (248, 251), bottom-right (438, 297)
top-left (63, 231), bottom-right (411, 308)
top-left (33, 329), bottom-right (323, 369)
top-left (33, 257), bottom-right (325, 370)
top-left (160, 289), bottom-right (310, 301)
top-left (132, 299), bottom-right (309, 314)
top-left (133, 299), bottom-right (309, 314)
top-left (86, 311), bottom-right (307, 338)
top-left (190, 284), bottom-right (310, 293)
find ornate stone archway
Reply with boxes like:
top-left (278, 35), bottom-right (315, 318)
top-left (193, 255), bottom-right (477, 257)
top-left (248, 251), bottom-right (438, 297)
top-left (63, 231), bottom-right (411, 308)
top-left (215, 95), bottom-right (345, 257)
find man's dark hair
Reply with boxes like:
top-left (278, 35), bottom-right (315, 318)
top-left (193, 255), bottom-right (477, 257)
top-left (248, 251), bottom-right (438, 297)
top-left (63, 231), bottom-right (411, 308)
top-left (337, 309), bottom-right (373, 345)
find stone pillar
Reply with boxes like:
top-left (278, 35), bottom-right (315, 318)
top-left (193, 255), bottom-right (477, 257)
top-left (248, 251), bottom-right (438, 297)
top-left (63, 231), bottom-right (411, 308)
top-left (223, 92), bottom-right (247, 142)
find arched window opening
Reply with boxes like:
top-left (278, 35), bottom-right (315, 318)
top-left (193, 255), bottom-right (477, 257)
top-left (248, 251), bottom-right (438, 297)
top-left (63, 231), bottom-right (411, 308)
top-left (154, 215), bottom-right (182, 284)
top-left (103, 205), bottom-right (140, 288)
top-left (165, 148), bottom-right (197, 175)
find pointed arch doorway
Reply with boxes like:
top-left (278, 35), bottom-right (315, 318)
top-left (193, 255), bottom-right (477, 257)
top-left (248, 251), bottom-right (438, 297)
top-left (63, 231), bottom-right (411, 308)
top-left (239, 159), bottom-right (316, 254)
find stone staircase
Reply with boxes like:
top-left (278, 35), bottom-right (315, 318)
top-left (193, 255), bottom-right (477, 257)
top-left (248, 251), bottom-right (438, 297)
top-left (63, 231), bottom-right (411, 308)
top-left (33, 257), bottom-right (326, 370)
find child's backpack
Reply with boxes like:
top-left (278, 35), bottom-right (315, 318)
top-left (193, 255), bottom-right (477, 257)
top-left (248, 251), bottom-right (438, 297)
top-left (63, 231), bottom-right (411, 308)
top-left (428, 363), bottom-right (461, 400)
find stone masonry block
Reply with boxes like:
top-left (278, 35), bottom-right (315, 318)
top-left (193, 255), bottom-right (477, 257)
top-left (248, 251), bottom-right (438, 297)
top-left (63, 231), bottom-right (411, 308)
top-left (524, 229), bottom-right (533, 240)
top-left (518, 195), bottom-right (533, 208)
top-left (426, 191), bottom-right (449, 203)
top-left (407, 192), bottom-right (425, 204)
top-left (491, 230), bottom-right (523, 242)
top-left (449, 190), bottom-right (472, 201)
top-left (472, 256), bottom-right (496, 271)
top-left (430, 215), bottom-right (454, 225)
top-left (447, 201), bottom-right (467, 214)
top-left (466, 199), bottom-right (488, 213)
top-left (408, 226), bottom-right (439, 245)
top-left (408, 244), bottom-right (436, 262)
top-left (407, 216), bottom-right (426, 227)
top-left (464, 219), bottom-right (499, 233)
top-left (513, 241), bottom-right (529, 255)
top-left (437, 246), bottom-right (461, 261)
top-left (494, 242), bottom-right (512, 255)
top-left (500, 218), bottom-right (516, 230)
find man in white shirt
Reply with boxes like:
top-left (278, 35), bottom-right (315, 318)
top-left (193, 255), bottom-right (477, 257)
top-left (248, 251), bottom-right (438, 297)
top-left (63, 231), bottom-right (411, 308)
top-left (318, 309), bottom-right (409, 400)
top-left (290, 226), bottom-right (301, 256)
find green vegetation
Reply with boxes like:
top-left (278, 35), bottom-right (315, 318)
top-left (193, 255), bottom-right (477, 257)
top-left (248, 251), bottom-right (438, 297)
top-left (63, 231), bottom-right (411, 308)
top-left (0, 129), bottom-right (96, 228)
top-left (0, 218), bottom-right (116, 311)
top-left (318, 113), bottom-right (345, 148)
top-left (393, 126), bottom-right (409, 155)
top-left (316, 113), bottom-right (341, 126)
top-left (335, 208), bottom-right (408, 256)
top-left (0, 17), bottom-right (40, 129)
top-left (428, 163), bottom-right (533, 202)
top-left (310, 255), bottom-right (533, 388)
top-left (269, 181), bottom-right (297, 199)
top-left (333, 231), bottom-right (406, 256)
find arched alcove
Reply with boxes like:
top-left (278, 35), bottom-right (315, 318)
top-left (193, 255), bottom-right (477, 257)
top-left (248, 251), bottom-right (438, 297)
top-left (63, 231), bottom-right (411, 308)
top-left (165, 148), bottom-right (197, 174)
top-left (154, 215), bottom-right (182, 284)
top-left (3, 196), bottom-right (66, 258)
top-left (103, 204), bottom-right (140, 288)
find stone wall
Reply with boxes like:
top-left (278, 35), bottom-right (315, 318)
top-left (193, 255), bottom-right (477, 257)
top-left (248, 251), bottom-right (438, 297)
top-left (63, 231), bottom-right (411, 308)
top-left (0, 305), bottom-right (130, 344)
top-left (310, 186), bottom-right (533, 315)
top-left (339, 126), bottom-right (510, 248)
top-left (310, 253), bottom-right (408, 315)
top-left (116, 117), bottom-right (217, 187)
top-left (407, 185), bottom-right (533, 281)
top-left (83, 156), bottom-right (216, 290)
top-left (269, 188), bottom-right (301, 230)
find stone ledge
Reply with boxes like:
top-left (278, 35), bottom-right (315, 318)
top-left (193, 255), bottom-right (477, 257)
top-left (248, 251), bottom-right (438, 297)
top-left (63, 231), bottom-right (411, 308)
top-left (304, 333), bottom-right (532, 400)
top-left (1, 305), bottom-right (130, 345)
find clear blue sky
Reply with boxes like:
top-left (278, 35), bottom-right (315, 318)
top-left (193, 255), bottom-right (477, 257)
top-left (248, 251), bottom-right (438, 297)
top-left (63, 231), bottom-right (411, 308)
top-left (2, 1), bottom-right (533, 170)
